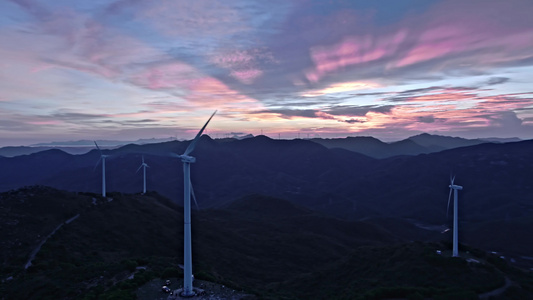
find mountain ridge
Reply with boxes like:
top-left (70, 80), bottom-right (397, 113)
top-left (0, 136), bottom-right (532, 259)
top-left (1, 133), bottom-right (523, 158)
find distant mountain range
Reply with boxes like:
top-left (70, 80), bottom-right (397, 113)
top-left (30, 137), bottom-right (177, 147)
top-left (310, 133), bottom-right (522, 158)
top-left (0, 146), bottom-right (96, 157)
top-left (0, 133), bottom-right (521, 158)
top-left (0, 134), bottom-right (532, 259)
top-left (0, 138), bottom-right (176, 157)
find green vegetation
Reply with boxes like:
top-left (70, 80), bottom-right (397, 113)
top-left (0, 187), bottom-right (532, 299)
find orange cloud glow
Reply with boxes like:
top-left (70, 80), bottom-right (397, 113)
top-left (302, 81), bottom-right (380, 97)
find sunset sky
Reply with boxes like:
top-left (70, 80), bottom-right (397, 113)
top-left (1, 0), bottom-right (533, 146)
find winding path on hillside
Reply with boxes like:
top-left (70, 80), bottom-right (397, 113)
top-left (24, 214), bottom-right (80, 269)
top-left (478, 276), bottom-right (515, 299)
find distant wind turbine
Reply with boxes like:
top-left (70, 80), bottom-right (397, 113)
top-left (447, 175), bottom-right (463, 257)
top-left (93, 141), bottom-right (108, 197)
top-left (173, 110), bottom-right (216, 297)
top-left (136, 155), bottom-right (150, 194)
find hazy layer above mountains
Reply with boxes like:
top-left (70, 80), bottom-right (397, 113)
top-left (0, 133), bottom-right (522, 158)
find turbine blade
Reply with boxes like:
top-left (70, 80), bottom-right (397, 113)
top-left (169, 152), bottom-right (181, 158)
top-left (94, 141), bottom-right (102, 154)
top-left (136, 164), bottom-right (143, 173)
top-left (93, 157), bottom-right (102, 171)
top-left (183, 110), bottom-right (217, 156)
top-left (142, 155), bottom-right (145, 164)
top-left (446, 188), bottom-right (453, 218)
top-left (451, 175), bottom-right (456, 185)
top-left (190, 180), bottom-right (199, 210)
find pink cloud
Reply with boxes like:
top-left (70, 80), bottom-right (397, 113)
top-left (30, 63), bottom-right (56, 73)
top-left (305, 0), bottom-right (533, 82)
top-left (130, 63), bottom-right (266, 113)
top-left (314, 111), bottom-right (336, 120)
top-left (307, 30), bottom-right (407, 82)
top-left (211, 48), bottom-right (276, 84)
top-left (392, 0), bottom-right (533, 69)
top-left (27, 120), bottom-right (62, 125)
top-left (213, 50), bottom-right (256, 68)
top-left (377, 91), bottom-right (533, 133)
top-left (184, 77), bottom-right (262, 108)
top-left (284, 86), bottom-right (529, 136)
top-left (230, 69), bottom-right (263, 84)
top-left (2, 8), bottom-right (164, 82)
top-left (129, 62), bottom-right (200, 90)
top-left (240, 88), bottom-right (532, 136)
top-left (137, 0), bottom-right (250, 38)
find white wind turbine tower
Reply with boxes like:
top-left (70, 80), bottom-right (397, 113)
top-left (136, 156), bottom-right (150, 194)
top-left (94, 141), bottom-right (109, 197)
top-left (447, 175), bottom-right (463, 257)
top-left (174, 110), bottom-right (216, 297)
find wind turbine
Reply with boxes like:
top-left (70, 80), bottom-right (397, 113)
top-left (174, 110), bottom-right (216, 297)
top-left (94, 141), bottom-right (108, 197)
top-left (136, 156), bottom-right (150, 194)
top-left (447, 175), bottom-right (463, 257)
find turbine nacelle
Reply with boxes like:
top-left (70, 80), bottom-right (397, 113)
top-left (179, 155), bottom-right (196, 163)
top-left (136, 162), bottom-right (149, 173)
top-left (449, 184), bottom-right (463, 190)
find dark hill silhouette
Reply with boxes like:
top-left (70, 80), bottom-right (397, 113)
top-left (0, 187), bottom-right (393, 298)
top-left (2, 187), bottom-right (532, 299)
top-left (407, 133), bottom-right (486, 151)
top-left (0, 149), bottom-right (84, 190)
top-left (310, 136), bottom-right (403, 158)
top-left (225, 194), bottom-right (312, 217)
top-left (0, 136), bottom-right (532, 259)
top-left (388, 138), bottom-right (429, 155)
top-left (309, 133), bottom-right (493, 158)
top-left (333, 140), bottom-right (533, 257)
top-left (289, 241), bottom-right (519, 299)
top-left (0, 146), bottom-right (94, 157)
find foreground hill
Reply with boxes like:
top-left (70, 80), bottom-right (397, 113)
top-left (290, 241), bottom-right (533, 300)
top-left (1, 187), bottom-right (532, 299)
